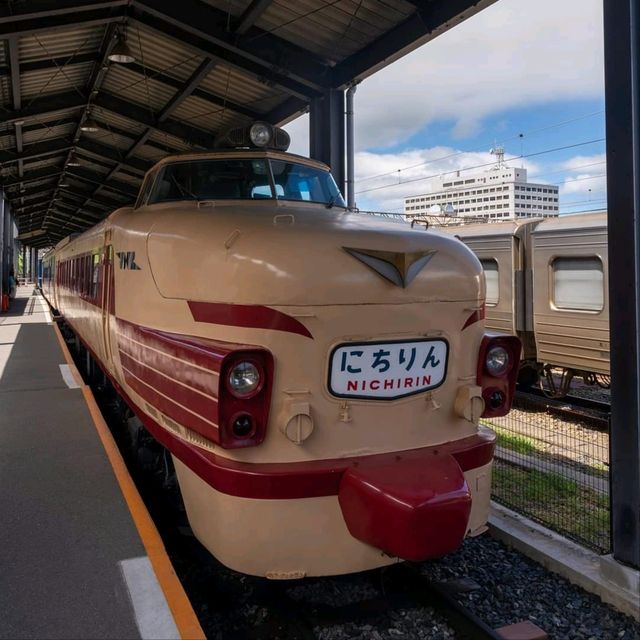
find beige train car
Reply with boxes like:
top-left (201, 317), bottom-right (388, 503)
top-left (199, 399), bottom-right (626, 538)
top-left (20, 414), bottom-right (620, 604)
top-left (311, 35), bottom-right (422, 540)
top-left (448, 211), bottom-right (609, 394)
top-left (530, 212), bottom-right (609, 384)
top-left (447, 219), bottom-right (538, 363)
top-left (41, 123), bottom-right (520, 577)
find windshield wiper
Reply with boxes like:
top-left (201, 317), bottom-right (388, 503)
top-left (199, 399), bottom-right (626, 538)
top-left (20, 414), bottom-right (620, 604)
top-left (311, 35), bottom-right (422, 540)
top-left (326, 195), bottom-right (337, 209)
top-left (171, 176), bottom-right (199, 200)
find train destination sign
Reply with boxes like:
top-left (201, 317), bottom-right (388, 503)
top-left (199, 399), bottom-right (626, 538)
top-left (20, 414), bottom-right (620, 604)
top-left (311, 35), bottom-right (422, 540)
top-left (329, 338), bottom-right (448, 400)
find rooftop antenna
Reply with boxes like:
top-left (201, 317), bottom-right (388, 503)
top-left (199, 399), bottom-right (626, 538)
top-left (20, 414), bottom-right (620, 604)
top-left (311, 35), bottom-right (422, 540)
top-left (519, 133), bottom-right (524, 168)
top-left (490, 145), bottom-right (507, 169)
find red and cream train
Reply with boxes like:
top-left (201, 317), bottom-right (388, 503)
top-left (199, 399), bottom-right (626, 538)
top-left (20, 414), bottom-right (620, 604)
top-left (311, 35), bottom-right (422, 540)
top-left (42, 123), bottom-right (520, 577)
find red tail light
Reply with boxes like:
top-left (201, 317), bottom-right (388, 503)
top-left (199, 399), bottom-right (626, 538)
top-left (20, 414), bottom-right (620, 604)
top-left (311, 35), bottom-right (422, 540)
top-left (219, 349), bottom-right (274, 448)
top-left (476, 334), bottom-right (521, 417)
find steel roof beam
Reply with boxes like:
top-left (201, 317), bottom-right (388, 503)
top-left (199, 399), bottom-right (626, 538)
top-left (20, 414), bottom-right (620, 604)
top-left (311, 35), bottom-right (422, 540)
top-left (46, 22), bottom-right (120, 230)
top-left (93, 91), bottom-right (216, 149)
top-left (14, 194), bottom-right (54, 210)
top-left (7, 37), bottom-right (21, 110)
top-left (58, 187), bottom-right (124, 208)
top-left (159, 58), bottom-right (218, 123)
top-left (2, 168), bottom-right (62, 188)
top-left (57, 189), bottom-right (112, 208)
top-left (124, 61), bottom-right (261, 121)
top-left (0, 52), bottom-right (100, 79)
top-left (21, 190), bottom-right (55, 204)
top-left (131, 0), bottom-right (328, 93)
top-left (46, 215), bottom-right (87, 231)
top-left (52, 200), bottom-right (104, 219)
top-left (75, 138), bottom-right (151, 174)
top-left (0, 2), bottom-right (127, 38)
top-left (98, 58), bottom-right (219, 189)
top-left (89, 116), bottom-right (185, 154)
top-left (56, 195), bottom-right (111, 215)
top-left (0, 117), bottom-right (78, 144)
top-left (2, 90), bottom-right (86, 126)
top-left (73, 149), bottom-right (141, 177)
top-left (235, 0), bottom-right (272, 35)
top-left (0, 138), bottom-right (73, 165)
top-left (8, 181), bottom-right (57, 198)
top-left (130, 9), bottom-right (324, 101)
top-left (66, 167), bottom-right (138, 198)
top-left (265, 96), bottom-right (309, 127)
top-left (331, 0), bottom-right (497, 88)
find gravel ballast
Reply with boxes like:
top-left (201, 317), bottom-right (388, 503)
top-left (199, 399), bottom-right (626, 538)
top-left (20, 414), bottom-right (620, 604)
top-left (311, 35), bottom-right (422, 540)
top-left (424, 535), bottom-right (640, 640)
top-left (171, 531), bottom-right (639, 639)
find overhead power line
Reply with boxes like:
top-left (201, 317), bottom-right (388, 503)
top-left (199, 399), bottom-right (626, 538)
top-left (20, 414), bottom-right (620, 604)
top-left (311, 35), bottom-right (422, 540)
top-left (356, 109), bottom-right (604, 184)
top-left (355, 138), bottom-right (606, 196)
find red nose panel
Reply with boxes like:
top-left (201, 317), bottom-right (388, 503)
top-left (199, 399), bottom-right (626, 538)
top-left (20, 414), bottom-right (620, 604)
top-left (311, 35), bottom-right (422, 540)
top-left (338, 453), bottom-right (472, 561)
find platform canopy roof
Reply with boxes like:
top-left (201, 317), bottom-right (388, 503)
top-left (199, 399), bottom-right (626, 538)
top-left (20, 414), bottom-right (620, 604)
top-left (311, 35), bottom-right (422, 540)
top-left (0, 0), bottom-right (495, 248)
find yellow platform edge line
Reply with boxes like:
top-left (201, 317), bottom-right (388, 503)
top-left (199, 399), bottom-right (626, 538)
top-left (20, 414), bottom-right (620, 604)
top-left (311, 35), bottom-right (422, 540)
top-left (52, 322), bottom-right (206, 640)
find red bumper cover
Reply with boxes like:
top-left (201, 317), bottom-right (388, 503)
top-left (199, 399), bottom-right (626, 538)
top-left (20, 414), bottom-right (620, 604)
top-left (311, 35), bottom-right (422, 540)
top-left (338, 452), bottom-right (472, 561)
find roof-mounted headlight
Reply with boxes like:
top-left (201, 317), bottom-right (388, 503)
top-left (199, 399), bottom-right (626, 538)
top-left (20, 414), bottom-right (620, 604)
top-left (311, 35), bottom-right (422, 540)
top-left (250, 122), bottom-right (273, 147)
top-left (216, 121), bottom-right (291, 151)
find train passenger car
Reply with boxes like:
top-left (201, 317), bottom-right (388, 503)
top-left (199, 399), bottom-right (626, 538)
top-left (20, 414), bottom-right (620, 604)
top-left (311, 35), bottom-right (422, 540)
top-left (41, 123), bottom-right (520, 577)
top-left (530, 212), bottom-right (609, 391)
top-left (449, 212), bottom-right (609, 395)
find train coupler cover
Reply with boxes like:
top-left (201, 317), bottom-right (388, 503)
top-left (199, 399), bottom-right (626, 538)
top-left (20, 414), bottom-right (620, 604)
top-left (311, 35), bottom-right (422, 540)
top-left (338, 452), bottom-right (471, 561)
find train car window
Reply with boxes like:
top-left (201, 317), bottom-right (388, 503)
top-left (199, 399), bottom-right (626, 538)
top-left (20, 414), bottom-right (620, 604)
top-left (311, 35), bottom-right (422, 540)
top-left (136, 173), bottom-right (157, 208)
top-left (552, 257), bottom-right (604, 312)
top-left (148, 160), bottom-right (272, 203)
top-left (480, 259), bottom-right (499, 305)
top-left (91, 253), bottom-right (101, 301)
top-left (270, 161), bottom-right (345, 206)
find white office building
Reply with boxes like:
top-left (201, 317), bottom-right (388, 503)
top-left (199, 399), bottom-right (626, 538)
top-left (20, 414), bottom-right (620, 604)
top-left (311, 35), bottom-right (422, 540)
top-left (403, 148), bottom-right (559, 222)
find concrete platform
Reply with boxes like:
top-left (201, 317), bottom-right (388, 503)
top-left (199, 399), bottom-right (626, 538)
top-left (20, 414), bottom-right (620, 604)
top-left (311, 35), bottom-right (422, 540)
top-left (0, 287), bottom-right (203, 639)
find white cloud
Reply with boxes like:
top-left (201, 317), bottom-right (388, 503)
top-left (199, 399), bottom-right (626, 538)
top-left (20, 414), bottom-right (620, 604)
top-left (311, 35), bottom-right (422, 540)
top-left (354, 147), bottom-right (541, 212)
top-left (283, 0), bottom-right (605, 212)
top-left (560, 153), bottom-right (606, 172)
top-left (354, 0), bottom-right (604, 149)
top-left (286, 0), bottom-right (603, 154)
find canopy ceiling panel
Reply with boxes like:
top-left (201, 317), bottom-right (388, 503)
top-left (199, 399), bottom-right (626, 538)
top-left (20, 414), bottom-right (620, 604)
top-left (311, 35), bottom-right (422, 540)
top-left (0, 0), bottom-right (496, 246)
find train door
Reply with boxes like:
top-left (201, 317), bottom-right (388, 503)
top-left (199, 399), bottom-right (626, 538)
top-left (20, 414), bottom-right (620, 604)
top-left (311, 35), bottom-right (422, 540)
top-left (101, 236), bottom-right (115, 369)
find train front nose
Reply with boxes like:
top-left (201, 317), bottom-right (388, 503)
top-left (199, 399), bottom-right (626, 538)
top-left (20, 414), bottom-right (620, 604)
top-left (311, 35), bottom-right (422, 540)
top-left (338, 452), bottom-right (472, 560)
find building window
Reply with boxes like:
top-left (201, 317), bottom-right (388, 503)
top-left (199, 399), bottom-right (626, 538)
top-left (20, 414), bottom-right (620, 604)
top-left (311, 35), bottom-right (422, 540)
top-left (552, 257), bottom-right (604, 312)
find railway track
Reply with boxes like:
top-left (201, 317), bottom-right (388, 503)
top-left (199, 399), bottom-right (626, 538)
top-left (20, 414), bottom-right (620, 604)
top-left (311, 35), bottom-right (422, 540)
top-left (246, 563), bottom-right (546, 640)
top-left (514, 387), bottom-right (610, 430)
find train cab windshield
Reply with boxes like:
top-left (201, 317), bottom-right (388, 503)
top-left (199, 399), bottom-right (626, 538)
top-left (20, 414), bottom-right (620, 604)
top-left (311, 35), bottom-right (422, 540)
top-left (145, 158), bottom-right (346, 207)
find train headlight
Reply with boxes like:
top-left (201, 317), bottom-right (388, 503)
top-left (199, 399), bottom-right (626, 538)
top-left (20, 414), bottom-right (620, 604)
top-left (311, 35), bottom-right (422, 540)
top-left (228, 361), bottom-right (262, 397)
top-left (485, 345), bottom-right (510, 377)
top-left (249, 122), bottom-right (273, 147)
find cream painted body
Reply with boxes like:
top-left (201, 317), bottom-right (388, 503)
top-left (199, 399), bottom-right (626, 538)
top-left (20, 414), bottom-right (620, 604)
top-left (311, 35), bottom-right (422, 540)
top-left (174, 457), bottom-right (493, 577)
top-left (41, 150), bottom-right (496, 576)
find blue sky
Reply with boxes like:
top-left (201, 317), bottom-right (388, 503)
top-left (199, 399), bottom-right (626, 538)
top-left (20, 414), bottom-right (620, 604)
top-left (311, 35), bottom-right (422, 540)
top-left (285, 0), bottom-right (606, 215)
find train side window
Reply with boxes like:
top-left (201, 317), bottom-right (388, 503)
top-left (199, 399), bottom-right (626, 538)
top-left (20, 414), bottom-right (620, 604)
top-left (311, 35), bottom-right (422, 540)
top-left (91, 253), bottom-right (101, 301)
top-left (480, 259), bottom-right (499, 306)
top-left (552, 257), bottom-right (604, 312)
top-left (136, 172), bottom-right (158, 208)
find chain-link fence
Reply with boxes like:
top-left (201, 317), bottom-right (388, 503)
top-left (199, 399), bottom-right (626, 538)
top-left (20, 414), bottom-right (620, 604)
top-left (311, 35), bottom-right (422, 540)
top-left (486, 395), bottom-right (610, 553)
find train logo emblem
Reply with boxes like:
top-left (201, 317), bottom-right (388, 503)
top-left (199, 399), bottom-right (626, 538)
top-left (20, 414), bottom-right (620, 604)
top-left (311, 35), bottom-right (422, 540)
top-left (116, 251), bottom-right (141, 270)
top-left (343, 247), bottom-right (437, 287)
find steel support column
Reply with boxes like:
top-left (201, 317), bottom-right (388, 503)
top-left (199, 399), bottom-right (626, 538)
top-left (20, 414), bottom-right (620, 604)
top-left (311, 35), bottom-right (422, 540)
top-left (3, 201), bottom-right (10, 294)
top-left (309, 89), bottom-right (346, 194)
top-left (32, 246), bottom-right (38, 287)
top-left (31, 247), bottom-right (37, 284)
top-left (603, 0), bottom-right (640, 569)
top-left (0, 196), bottom-right (5, 297)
